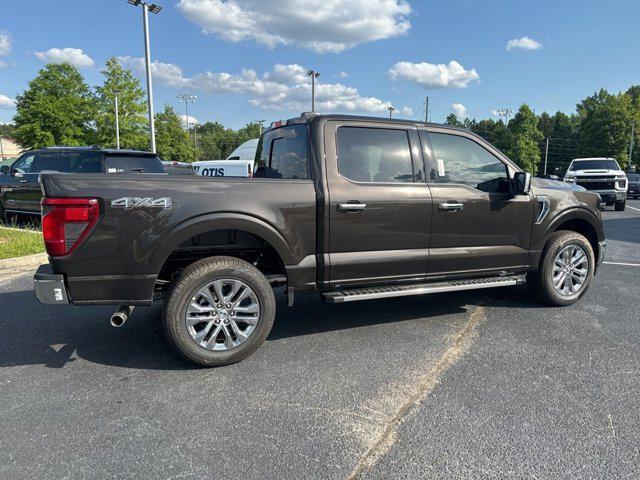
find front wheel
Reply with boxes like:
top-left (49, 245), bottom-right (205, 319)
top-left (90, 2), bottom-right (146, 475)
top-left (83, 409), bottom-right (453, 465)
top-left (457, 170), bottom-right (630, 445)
top-left (615, 201), bottom-right (626, 211)
top-left (527, 231), bottom-right (595, 306)
top-left (162, 256), bottom-right (276, 367)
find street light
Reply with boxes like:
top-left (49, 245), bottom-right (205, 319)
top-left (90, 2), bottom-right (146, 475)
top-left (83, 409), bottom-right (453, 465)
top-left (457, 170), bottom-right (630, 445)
top-left (177, 93), bottom-right (197, 145)
top-left (306, 70), bottom-right (320, 112)
top-left (387, 105), bottom-right (395, 118)
top-left (127, 0), bottom-right (162, 153)
top-left (496, 108), bottom-right (513, 127)
top-left (254, 120), bottom-right (265, 135)
top-left (113, 90), bottom-right (120, 149)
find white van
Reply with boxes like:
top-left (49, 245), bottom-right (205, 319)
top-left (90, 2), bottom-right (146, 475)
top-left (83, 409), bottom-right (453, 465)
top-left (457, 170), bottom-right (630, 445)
top-left (193, 139), bottom-right (258, 178)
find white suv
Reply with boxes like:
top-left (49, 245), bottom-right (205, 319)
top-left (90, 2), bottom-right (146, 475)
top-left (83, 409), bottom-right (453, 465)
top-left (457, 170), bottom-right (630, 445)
top-left (564, 157), bottom-right (628, 211)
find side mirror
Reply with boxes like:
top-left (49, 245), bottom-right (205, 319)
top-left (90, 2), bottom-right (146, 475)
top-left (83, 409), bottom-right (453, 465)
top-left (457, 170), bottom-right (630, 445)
top-left (0, 165), bottom-right (9, 174)
top-left (514, 172), bottom-right (531, 195)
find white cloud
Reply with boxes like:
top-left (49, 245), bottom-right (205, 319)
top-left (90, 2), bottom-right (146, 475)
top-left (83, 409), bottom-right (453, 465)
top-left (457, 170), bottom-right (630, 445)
top-left (34, 48), bottom-right (95, 67)
top-left (491, 109), bottom-right (500, 117)
top-left (451, 103), bottom-right (467, 120)
top-left (119, 56), bottom-right (411, 116)
top-left (388, 60), bottom-right (480, 89)
top-left (179, 114), bottom-right (200, 127)
top-left (336, 71), bottom-right (349, 79)
top-left (0, 94), bottom-right (16, 108)
top-left (506, 36), bottom-right (542, 51)
top-left (0, 61), bottom-right (7, 69)
top-left (176, 0), bottom-right (412, 53)
top-left (0, 31), bottom-right (11, 56)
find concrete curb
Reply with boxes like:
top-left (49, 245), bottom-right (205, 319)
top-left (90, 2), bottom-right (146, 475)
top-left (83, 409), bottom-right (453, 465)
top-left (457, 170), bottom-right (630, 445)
top-left (0, 253), bottom-right (48, 276)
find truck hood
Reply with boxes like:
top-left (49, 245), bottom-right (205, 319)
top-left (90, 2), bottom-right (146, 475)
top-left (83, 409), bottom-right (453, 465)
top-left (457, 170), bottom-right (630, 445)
top-left (531, 177), bottom-right (586, 192)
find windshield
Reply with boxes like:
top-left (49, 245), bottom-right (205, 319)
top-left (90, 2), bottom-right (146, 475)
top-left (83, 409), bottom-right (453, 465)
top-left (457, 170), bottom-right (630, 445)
top-left (104, 155), bottom-right (164, 173)
top-left (569, 159), bottom-right (619, 171)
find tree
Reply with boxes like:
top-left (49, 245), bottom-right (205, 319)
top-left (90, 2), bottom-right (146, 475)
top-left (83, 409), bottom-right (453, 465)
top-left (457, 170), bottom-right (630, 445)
top-left (94, 57), bottom-right (148, 149)
top-left (508, 104), bottom-right (543, 173)
top-left (444, 113), bottom-right (462, 127)
top-left (577, 89), bottom-right (634, 167)
top-left (13, 63), bottom-right (96, 148)
top-left (155, 105), bottom-right (197, 162)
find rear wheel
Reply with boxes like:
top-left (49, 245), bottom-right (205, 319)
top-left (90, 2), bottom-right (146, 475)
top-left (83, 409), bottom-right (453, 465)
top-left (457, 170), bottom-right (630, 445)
top-left (527, 231), bottom-right (594, 306)
top-left (162, 256), bottom-right (276, 367)
top-left (615, 201), bottom-right (626, 211)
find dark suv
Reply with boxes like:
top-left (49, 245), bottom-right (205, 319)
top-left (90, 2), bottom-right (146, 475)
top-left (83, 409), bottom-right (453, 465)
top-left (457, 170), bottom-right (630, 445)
top-left (627, 173), bottom-right (640, 199)
top-left (0, 147), bottom-right (164, 221)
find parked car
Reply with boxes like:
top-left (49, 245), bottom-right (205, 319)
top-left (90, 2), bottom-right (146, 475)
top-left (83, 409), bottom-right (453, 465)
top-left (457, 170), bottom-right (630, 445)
top-left (192, 138), bottom-right (258, 178)
top-left (627, 173), bottom-right (640, 199)
top-left (162, 161), bottom-right (195, 175)
top-left (563, 157), bottom-right (628, 211)
top-left (33, 114), bottom-right (605, 367)
top-left (0, 147), bottom-right (164, 221)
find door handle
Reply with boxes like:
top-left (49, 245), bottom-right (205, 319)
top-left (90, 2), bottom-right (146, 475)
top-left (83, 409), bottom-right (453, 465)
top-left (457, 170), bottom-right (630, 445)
top-left (338, 202), bottom-right (367, 212)
top-left (438, 202), bottom-right (464, 211)
top-left (20, 180), bottom-right (28, 184)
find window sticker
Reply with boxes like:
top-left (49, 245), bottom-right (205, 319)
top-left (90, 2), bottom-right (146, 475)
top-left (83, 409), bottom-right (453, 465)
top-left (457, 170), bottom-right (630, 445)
top-left (437, 158), bottom-right (446, 177)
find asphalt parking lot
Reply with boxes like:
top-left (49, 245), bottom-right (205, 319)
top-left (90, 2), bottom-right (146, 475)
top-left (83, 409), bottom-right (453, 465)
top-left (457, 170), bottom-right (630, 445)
top-left (1, 200), bottom-right (639, 479)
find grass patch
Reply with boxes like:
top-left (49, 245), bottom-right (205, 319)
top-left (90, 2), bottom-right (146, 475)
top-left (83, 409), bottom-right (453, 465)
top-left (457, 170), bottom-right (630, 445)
top-left (0, 226), bottom-right (44, 260)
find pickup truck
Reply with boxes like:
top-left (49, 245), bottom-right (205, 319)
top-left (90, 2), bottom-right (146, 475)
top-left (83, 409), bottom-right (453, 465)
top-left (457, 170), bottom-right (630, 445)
top-left (0, 147), bottom-right (164, 222)
top-left (34, 113), bottom-right (606, 367)
top-left (563, 157), bottom-right (628, 211)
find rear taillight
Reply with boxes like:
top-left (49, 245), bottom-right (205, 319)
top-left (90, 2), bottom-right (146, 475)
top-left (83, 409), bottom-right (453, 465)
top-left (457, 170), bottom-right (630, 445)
top-left (41, 198), bottom-right (99, 257)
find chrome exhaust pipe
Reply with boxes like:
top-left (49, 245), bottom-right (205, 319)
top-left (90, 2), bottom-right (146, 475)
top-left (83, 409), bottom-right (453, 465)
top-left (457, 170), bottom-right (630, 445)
top-left (110, 305), bottom-right (134, 327)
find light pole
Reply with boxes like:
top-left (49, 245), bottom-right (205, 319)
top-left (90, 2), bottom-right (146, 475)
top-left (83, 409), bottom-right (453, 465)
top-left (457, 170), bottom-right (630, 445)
top-left (127, 0), bottom-right (162, 153)
top-left (177, 93), bottom-right (197, 144)
top-left (496, 108), bottom-right (513, 128)
top-left (388, 106), bottom-right (395, 118)
top-left (0, 135), bottom-right (4, 161)
top-left (254, 120), bottom-right (265, 136)
top-left (629, 121), bottom-right (635, 171)
top-left (306, 70), bottom-right (320, 112)
top-left (114, 90), bottom-right (120, 149)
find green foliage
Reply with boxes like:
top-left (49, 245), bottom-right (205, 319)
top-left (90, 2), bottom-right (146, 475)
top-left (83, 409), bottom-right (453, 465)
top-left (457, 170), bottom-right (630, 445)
top-left (507, 104), bottom-right (543, 173)
top-left (195, 121), bottom-right (262, 160)
top-left (0, 123), bottom-right (15, 138)
top-left (155, 105), bottom-right (197, 162)
top-left (94, 57), bottom-right (148, 150)
top-left (13, 63), bottom-right (96, 148)
top-left (444, 113), bottom-right (462, 127)
top-left (577, 89), bottom-right (634, 167)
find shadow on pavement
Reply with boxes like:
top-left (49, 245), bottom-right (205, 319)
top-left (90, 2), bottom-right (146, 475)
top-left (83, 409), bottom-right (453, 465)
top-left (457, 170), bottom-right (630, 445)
top-left (603, 216), bottom-right (640, 244)
top-left (0, 285), bottom-right (541, 371)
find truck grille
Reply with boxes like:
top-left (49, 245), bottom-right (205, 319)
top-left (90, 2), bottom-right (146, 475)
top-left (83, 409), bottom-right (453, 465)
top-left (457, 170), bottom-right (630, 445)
top-left (576, 176), bottom-right (616, 190)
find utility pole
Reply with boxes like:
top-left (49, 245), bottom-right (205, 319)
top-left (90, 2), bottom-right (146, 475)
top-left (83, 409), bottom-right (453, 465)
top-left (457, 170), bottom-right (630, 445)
top-left (254, 120), bottom-right (265, 136)
top-left (424, 97), bottom-right (430, 122)
top-left (0, 135), bottom-right (4, 161)
top-left (388, 106), bottom-right (395, 118)
top-left (127, 1), bottom-right (163, 153)
top-left (544, 137), bottom-right (550, 175)
top-left (114, 91), bottom-right (120, 149)
top-left (629, 121), bottom-right (635, 170)
top-left (306, 70), bottom-right (320, 112)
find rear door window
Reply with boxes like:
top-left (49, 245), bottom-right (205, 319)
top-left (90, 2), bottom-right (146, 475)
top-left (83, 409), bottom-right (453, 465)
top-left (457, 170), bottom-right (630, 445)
top-left (104, 155), bottom-right (164, 173)
top-left (336, 127), bottom-right (415, 183)
top-left (30, 152), bottom-right (102, 173)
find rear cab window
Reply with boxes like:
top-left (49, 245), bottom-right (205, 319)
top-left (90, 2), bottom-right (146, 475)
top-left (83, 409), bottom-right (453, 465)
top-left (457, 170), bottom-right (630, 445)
top-left (104, 154), bottom-right (164, 173)
top-left (254, 125), bottom-right (309, 179)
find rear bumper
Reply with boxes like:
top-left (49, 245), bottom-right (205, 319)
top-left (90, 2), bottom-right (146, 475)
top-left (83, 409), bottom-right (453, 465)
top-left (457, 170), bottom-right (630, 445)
top-left (34, 264), bottom-right (69, 304)
top-left (34, 265), bottom-right (156, 305)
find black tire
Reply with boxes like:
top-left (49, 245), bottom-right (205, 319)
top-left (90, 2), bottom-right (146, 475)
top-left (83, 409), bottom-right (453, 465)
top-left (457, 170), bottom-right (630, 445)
top-left (0, 201), bottom-right (5, 225)
top-left (615, 201), bottom-right (626, 211)
top-left (162, 256), bottom-right (276, 367)
top-left (527, 230), bottom-right (595, 306)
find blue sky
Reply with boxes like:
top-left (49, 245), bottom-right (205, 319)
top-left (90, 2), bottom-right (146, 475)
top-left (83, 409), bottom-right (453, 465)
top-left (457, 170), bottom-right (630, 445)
top-left (1, 0), bottom-right (639, 129)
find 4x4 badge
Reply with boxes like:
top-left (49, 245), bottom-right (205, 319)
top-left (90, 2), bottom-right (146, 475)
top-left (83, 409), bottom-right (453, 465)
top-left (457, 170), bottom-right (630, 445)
top-left (111, 197), bottom-right (172, 209)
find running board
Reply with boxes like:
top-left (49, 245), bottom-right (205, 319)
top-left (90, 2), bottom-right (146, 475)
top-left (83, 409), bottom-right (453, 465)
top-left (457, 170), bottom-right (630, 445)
top-left (322, 275), bottom-right (525, 303)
